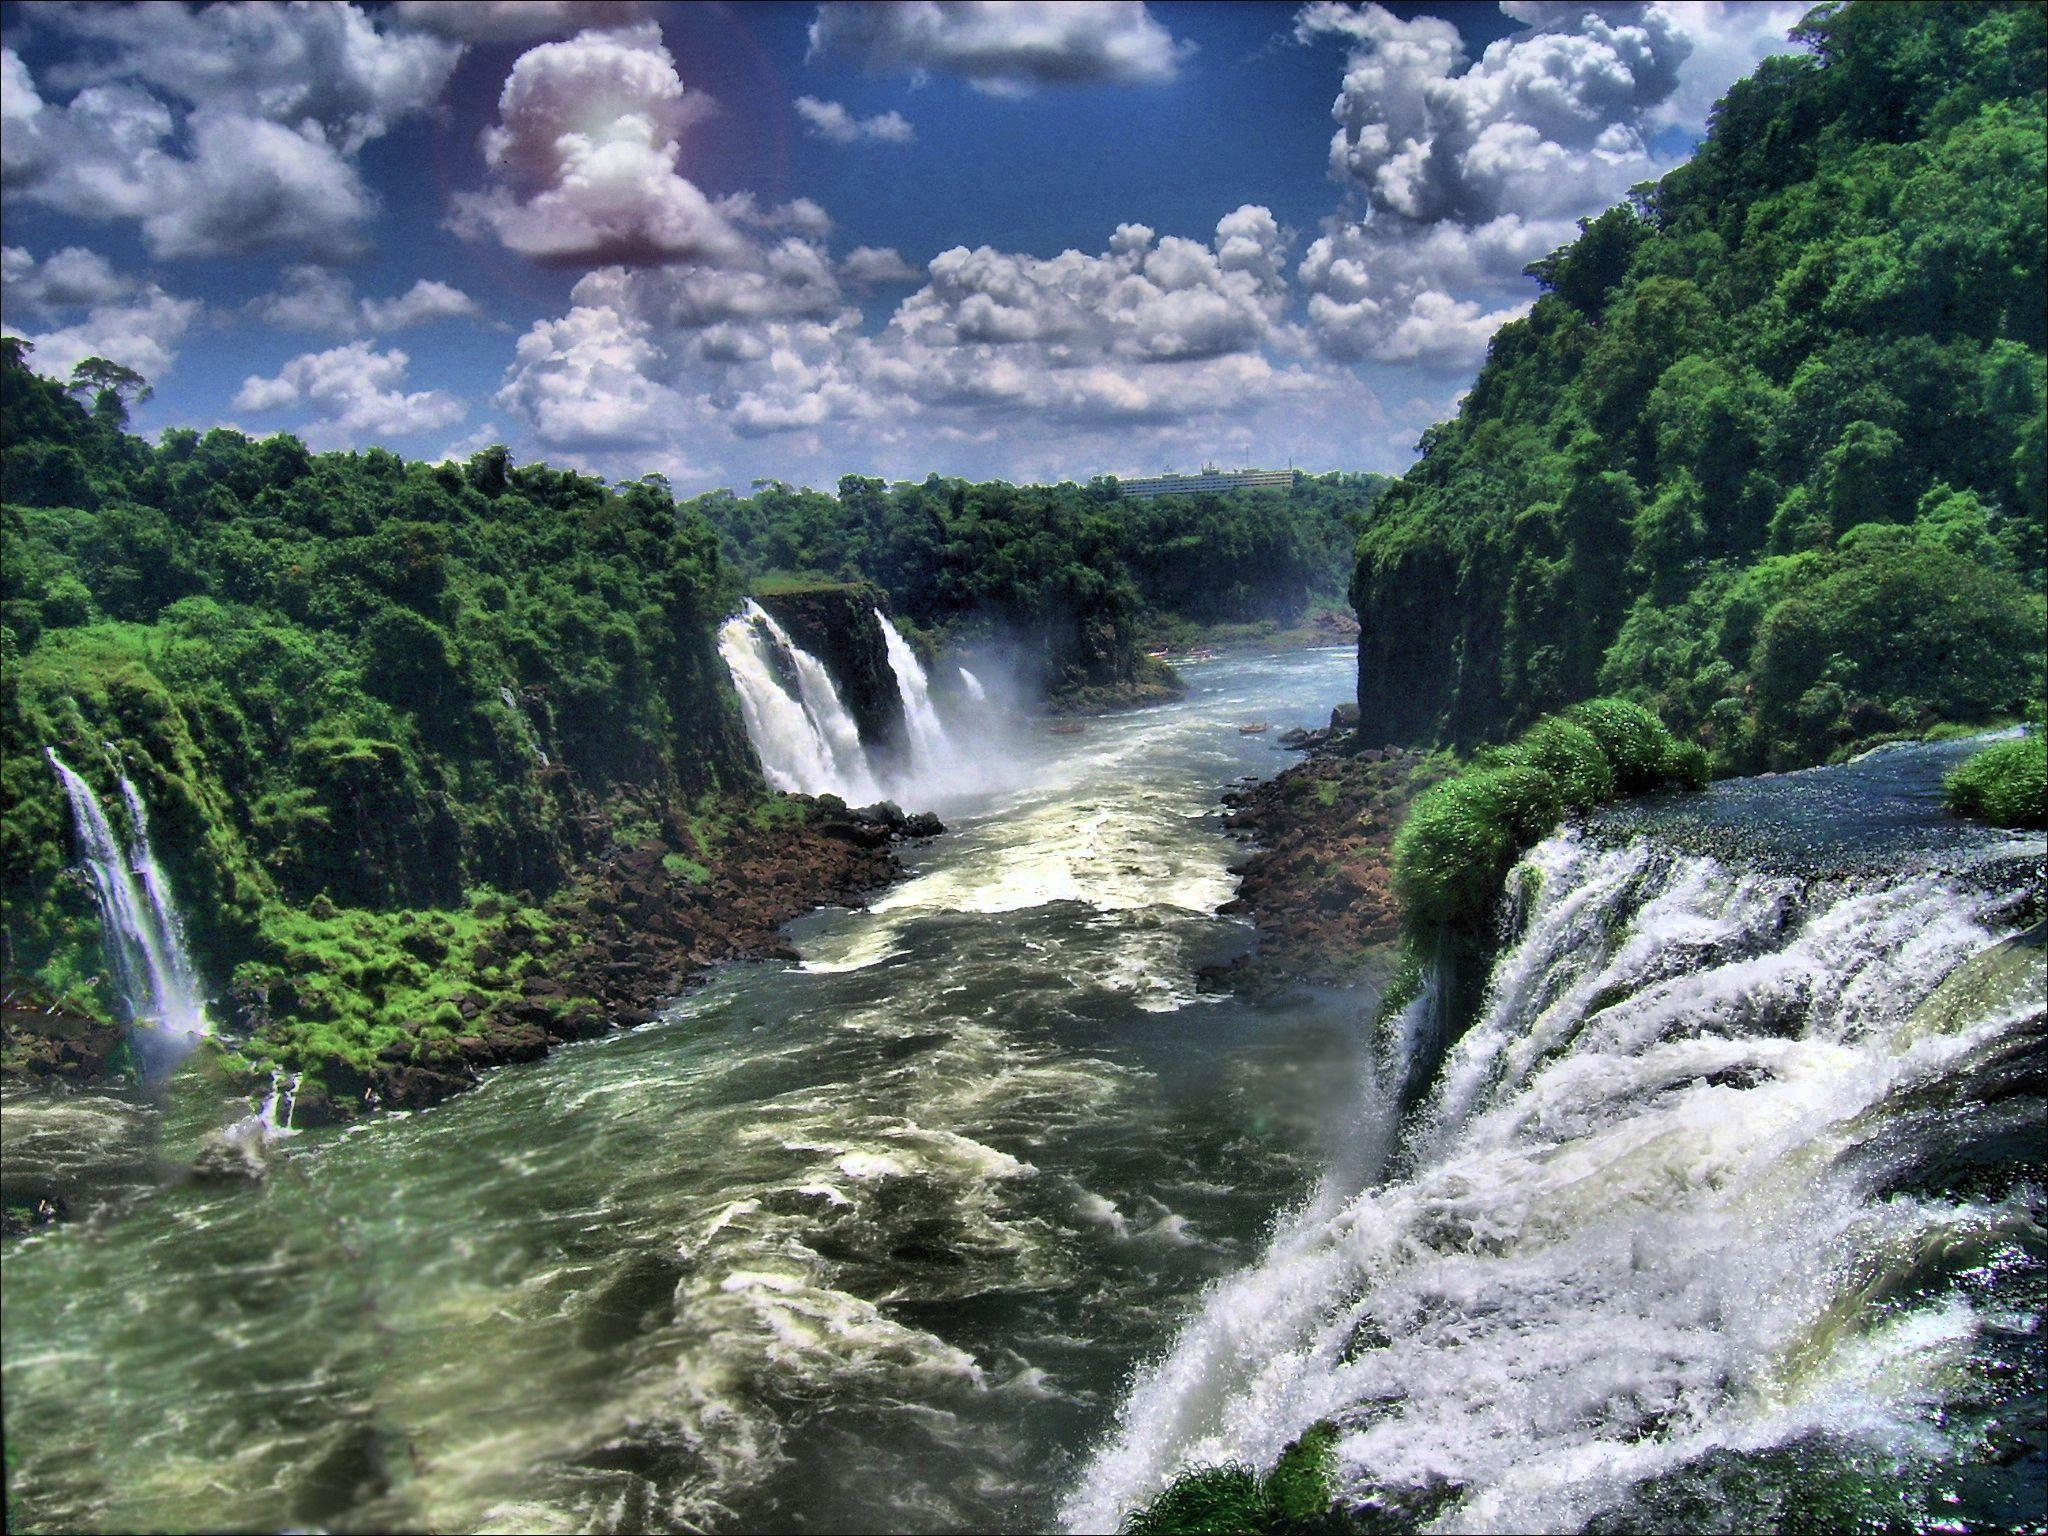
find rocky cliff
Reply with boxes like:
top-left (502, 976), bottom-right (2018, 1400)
top-left (756, 584), bottom-right (909, 767)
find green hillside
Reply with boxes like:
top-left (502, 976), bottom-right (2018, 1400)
top-left (1351, 0), bottom-right (2045, 770)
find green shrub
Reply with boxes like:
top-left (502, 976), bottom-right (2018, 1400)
top-left (1393, 765), bottom-right (1564, 932)
top-left (1945, 735), bottom-right (2046, 829)
top-left (1120, 1423), bottom-right (1341, 1535)
top-left (1661, 738), bottom-right (1712, 790)
top-left (1264, 1424), bottom-right (1340, 1524)
top-left (1565, 699), bottom-right (1673, 793)
top-left (1495, 717), bottom-right (1615, 809)
top-left (1121, 1466), bottom-right (1269, 1536)
top-left (1393, 699), bottom-right (1702, 934)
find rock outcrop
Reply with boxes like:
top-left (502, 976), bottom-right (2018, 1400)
top-left (757, 584), bottom-right (908, 767)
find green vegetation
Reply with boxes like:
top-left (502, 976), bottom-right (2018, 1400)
top-left (1945, 735), bottom-right (2046, 829)
top-left (1351, 1), bottom-right (2045, 771)
top-left (1392, 700), bottom-right (1705, 935)
top-left (689, 471), bottom-right (1387, 697)
top-left (1121, 1424), bottom-right (1341, 1535)
top-left (2, 339), bottom-right (760, 1087)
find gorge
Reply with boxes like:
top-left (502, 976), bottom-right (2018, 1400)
top-left (3, 3), bottom-right (2044, 1532)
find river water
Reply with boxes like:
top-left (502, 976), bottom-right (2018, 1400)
top-left (2, 647), bottom-right (1378, 1534)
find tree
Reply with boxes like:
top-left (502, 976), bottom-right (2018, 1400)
top-left (65, 357), bottom-right (153, 430)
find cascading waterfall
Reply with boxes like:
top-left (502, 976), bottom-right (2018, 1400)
top-left (45, 750), bottom-right (210, 1041)
top-left (957, 665), bottom-right (987, 703)
top-left (1068, 825), bottom-right (2045, 1534)
top-left (875, 609), bottom-right (958, 776)
top-left (718, 600), bottom-right (988, 805)
top-left (717, 600), bottom-right (881, 800)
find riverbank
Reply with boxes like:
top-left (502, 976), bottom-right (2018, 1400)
top-left (1209, 729), bottom-right (1441, 987)
top-left (0, 794), bottom-right (939, 1129)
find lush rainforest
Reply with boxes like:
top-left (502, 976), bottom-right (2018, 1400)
top-left (687, 470), bottom-right (1384, 694)
top-left (2, 338), bottom-right (764, 1066)
top-left (1351, 0), bottom-right (2045, 770)
top-left (0, 338), bottom-right (1377, 1065)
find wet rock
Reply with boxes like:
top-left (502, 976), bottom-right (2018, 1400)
top-left (898, 811), bottom-right (946, 839)
top-left (190, 1129), bottom-right (273, 1184)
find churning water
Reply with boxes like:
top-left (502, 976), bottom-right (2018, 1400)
top-left (2, 649), bottom-right (1373, 1534)
top-left (8, 688), bottom-right (2040, 1535)
top-left (1069, 737), bottom-right (2045, 1535)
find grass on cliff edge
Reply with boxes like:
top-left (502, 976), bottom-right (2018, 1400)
top-left (1121, 1424), bottom-right (1340, 1535)
top-left (1391, 698), bottom-right (1708, 936)
top-left (1945, 734), bottom-right (2047, 830)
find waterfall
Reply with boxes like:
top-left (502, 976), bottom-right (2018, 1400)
top-left (499, 685), bottom-right (549, 766)
top-left (718, 601), bottom-right (881, 801)
top-left (45, 750), bottom-right (210, 1041)
top-left (957, 666), bottom-right (987, 704)
top-left (875, 610), bottom-right (957, 776)
top-left (1067, 826), bottom-right (2045, 1534)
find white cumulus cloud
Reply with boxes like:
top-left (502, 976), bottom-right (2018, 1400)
top-left (2, 7), bottom-right (457, 260)
top-left (448, 22), bottom-right (745, 266)
top-left (232, 341), bottom-right (465, 444)
top-left (250, 267), bottom-right (485, 334)
top-left (1291, 1), bottom-right (1805, 366)
top-left (807, 2), bottom-right (1194, 94)
top-left (389, 1), bottom-right (653, 44)
top-left (795, 95), bottom-right (915, 144)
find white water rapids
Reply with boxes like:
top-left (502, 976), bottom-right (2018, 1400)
top-left (44, 750), bottom-right (210, 1043)
top-left (1068, 827), bottom-right (2045, 1532)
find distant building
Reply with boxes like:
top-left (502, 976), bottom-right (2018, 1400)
top-left (1113, 465), bottom-right (1298, 500)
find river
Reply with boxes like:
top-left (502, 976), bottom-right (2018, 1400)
top-left (2, 646), bottom-right (1380, 1534)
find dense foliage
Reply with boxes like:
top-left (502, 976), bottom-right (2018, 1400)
top-left (1944, 734), bottom-right (2046, 828)
top-left (1391, 699), bottom-right (1707, 935)
top-left (689, 471), bottom-right (1385, 693)
top-left (2, 338), bottom-right (757, 1057)
top-left (1352, 1), bottom-right (2045, 769)
top-left (1120, 1424), bottom-right (1341, 1535)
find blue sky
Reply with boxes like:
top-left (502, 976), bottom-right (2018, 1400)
top-left (1, 1), bottom-right (1809, 491)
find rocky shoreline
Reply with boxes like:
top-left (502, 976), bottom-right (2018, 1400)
top-left (1210, 718), bottom-right (1438, 988)
top-left (1, 796), bottom-right (941, 1131)
top-left (283, 797), bottom-right (941, 1124)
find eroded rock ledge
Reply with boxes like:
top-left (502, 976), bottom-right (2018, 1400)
top-left (1211, 725), bottom-right (1439, 987)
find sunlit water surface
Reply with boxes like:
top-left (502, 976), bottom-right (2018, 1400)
top-left (2, 648), bottom-right (1374, 1535)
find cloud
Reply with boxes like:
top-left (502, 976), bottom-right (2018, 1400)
top-left (1298, 2), bottom-right (1686, 229)
top-left (841, 246), bottom-right (923, 286)
top-left (40, 1), bottom-right (460, 154)
top-left (232, 341), bottom-right (465, 444)
top-left (361, 279), bottom-right (485, 331)
top-left (2, 6), bottom-right (457, 259)
top-left (389, 1), bottom-right (654, 44)
top-left (493, 204), bottom-right (1324, 480)
top-left (1, 250), bottom-right (201, 382)
top-left (0, 244), bottom-right (136, 311)
top-left (1290, 2), bottom-right (1803, 365)
top-left (493, 301), bottom-right (691, 448)
top-left (807, 2), bottom-right (1194, 94)
top-left (250, 267), bottom-right (485, 334)
top-left (794, 95), bottom-right (915, 144)
top-left (449, 22), bottom-right (746, 266)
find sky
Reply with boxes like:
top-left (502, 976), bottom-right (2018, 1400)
top-left (0, 0), bottom-right (1812, 492)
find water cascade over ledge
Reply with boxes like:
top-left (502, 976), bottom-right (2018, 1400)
top-left (718, 600), bottom-right (882, 801)
top-left (719, 600), bottom-right (982, 806)
top-left (44, 750), bottom-right (211, 1048)
top-left (1069, 759), bottom-right (2045, 1534)
top-left (875, 608), bottom-right (960, 780)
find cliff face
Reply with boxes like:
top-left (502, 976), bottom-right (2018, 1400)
top-left (1348, 2), bottom-right (2046, 767)
top-left (756, 585), bottom-right (909, 767)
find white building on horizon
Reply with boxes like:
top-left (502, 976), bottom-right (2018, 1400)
top-left (1114, 464), bottom-right (1298, 500)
